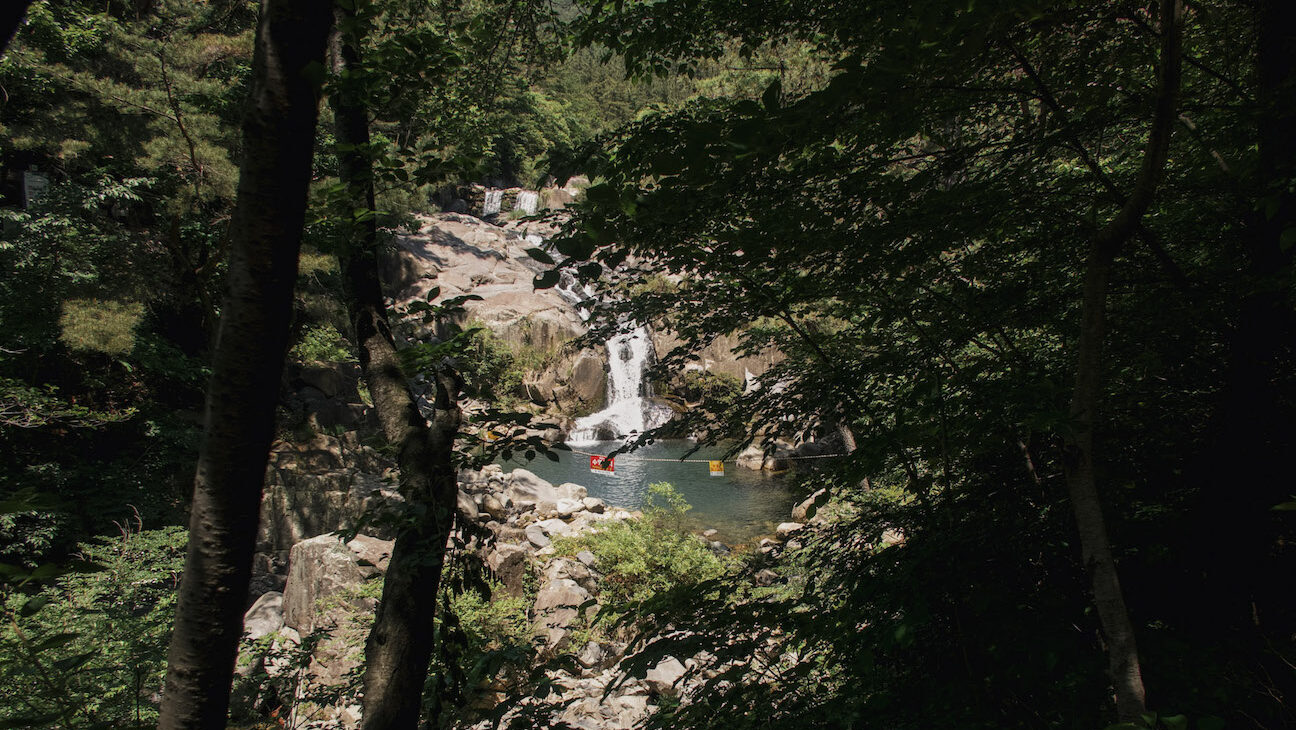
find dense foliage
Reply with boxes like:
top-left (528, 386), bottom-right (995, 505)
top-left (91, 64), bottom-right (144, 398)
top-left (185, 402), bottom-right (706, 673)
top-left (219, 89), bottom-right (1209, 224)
top-left (0, 524), bottom-right (186, 729)
top-left (539, 0), bottom-right (1296, 727)
top-left (555, 482), bottom-right (731, 608)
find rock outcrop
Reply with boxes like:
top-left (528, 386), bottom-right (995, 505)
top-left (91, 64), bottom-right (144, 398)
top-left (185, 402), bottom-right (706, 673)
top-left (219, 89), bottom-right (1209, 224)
top-left (246, 464), bottom-right (701, 730)
top-left (282, 534), bottom-right (391, 635)
top-left (254, 431), bottom-right (400, 597)
top-left (381, 213), bottom-right (606, 419)
top-left (736, 439), bottom-right (795, 471)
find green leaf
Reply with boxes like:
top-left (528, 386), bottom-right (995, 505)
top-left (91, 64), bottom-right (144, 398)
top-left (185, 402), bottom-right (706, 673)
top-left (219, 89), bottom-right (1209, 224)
top-left (52, 650), bottom-right (98, 673)
top-left (526, 247), bottom-right (555, 265)
top-left (19, 595), bottom-right (48, 616)
top-left (1160, 715), bottom-right (1188, 730)
top-left (556, 233), bottom-right (597, 261)
top-left (762, 78), bottom-right (782, 112)
top-left (35, 632), bottom-right (80, 651)
top-left (534, 270), bottom-right (561, 289)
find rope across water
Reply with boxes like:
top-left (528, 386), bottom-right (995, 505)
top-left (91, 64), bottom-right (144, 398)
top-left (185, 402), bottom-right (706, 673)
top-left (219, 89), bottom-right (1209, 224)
top-left (565, 448), bottom-right (846, 464)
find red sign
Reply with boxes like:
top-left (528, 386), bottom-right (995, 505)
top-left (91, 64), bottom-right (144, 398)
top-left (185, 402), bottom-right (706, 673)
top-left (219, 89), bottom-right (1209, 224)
top-left (589, 455), bottom-right (615, 474)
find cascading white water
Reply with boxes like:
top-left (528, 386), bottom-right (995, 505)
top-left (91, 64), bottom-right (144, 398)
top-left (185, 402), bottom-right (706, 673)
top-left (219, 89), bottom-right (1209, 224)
top-left (514, 190), bottom-right (539, 215)
top-left (567, 326), bottom-right (673, 444)
top-left (555, 270), bottom-right (596, 321)
top-left (482, 189), bottom-right (503, 215)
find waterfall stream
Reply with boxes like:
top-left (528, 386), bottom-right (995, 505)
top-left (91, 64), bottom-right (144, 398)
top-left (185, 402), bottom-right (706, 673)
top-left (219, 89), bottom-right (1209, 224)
top-left (514, 190), bottom-right (539, 215)
top-left (566, 326), bottom-right (673, 444)
top-left (482, 189), bottom-right (503, 215)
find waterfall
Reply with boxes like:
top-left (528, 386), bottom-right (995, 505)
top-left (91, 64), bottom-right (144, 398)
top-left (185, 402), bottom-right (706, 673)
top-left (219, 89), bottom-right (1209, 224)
top-left (555, 270), bottom-right (595, 321)
top-left (514, 190), bottom-right (539, 215)
top-left (482, 189), bottom-right (503, 216)
top-left (567, 326), bottom-right (673, 444)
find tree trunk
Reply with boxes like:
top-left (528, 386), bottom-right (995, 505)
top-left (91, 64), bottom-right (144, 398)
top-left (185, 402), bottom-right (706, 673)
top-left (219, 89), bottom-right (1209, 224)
top-left (158, 2), bottom-right (332, 728)
top-left (0, 0), bottom-right (33, 57)
top-left (327, 9), bottom-right (463, 729)
top-left (1060, 0), bottom-right (1182, 721)
top-left (1195, 0), bottom-right (1296, 658)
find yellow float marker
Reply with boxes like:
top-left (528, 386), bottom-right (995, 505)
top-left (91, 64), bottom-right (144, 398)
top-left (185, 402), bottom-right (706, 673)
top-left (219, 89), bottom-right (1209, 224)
top-left (709, 460), bottom-right (725, 477)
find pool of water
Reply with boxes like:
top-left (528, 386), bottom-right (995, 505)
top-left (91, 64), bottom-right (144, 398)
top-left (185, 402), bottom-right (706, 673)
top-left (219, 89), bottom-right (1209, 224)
top-left (494, 440), bottom-right (793, 545)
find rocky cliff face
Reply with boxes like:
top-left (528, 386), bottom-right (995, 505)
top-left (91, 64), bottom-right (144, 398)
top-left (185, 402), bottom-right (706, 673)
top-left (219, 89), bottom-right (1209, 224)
top-left (652, 329), bottom-right (781, 386)
top-left (381, 213), bottom-right (607, 421)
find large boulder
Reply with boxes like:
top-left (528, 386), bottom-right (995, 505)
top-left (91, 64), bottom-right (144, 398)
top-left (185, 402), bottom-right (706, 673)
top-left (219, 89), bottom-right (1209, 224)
top-left (532, 578), bottom-right (595, 650)
top-left (458, 489), bottom-right (481, 522)
top-left (486, 542), bottom-right (531, 597)
top-left (545, 557), bottom-right (598, 594)
top-left (257, 432), bottom-right (399, 570)
top-left (379, 213), bottom-right (608, 420)
top-left (525, 524), bottom-right (552, 549)
top-left (567, 351), bottom-right (608, 407)
top-left (506, 468), bottom-right (562, 508)
top-left (482, 492), bottom-right (509, 521)
top-left (792, 488), bottom-right (828, 522)
top-left (381, 213), bottom-right (586, 356)
top-left (653, 330), bottom-right (780, 384)
top-left (776, 522), bottom-right (805, 540)
top-left (242, 591), bottom-right (284, 640)
top-left (541, 187), bottom-right (575, 210)
top-left (282, 534), bottom-right (391, 634)
top-left (644, 656), bottom-right (687, 697)
top-left (736, 440), bottom-right (795, 471)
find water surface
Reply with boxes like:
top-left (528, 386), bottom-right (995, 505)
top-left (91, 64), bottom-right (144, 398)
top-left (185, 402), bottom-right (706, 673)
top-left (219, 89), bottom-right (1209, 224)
top-left (495, 440), bottom-right (792, 545)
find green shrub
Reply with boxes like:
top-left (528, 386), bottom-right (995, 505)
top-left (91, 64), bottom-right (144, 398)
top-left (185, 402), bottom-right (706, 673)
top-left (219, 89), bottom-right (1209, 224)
top-left (291, 323), bottom-right (354, 364)
top-left (0, 524), bottom-right (186, 729)
top-left (449, 582), bottom-right (532, 656)
top-left (554, 483), bottom-right (731, 608)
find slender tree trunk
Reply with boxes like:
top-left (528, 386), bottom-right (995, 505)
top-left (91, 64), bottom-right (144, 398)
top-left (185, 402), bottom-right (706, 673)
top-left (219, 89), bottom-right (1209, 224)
top-left (158, 2), bottom-right (332, 728)
top-left (327, 9), bottom-right (463, 729)
top-left (1060, 0), bottom-right (1182, 721)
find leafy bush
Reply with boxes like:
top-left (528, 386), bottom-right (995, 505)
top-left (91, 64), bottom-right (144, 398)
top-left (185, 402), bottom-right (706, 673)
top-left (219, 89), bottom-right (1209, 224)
top-left (555, 483), bottom-right (731, 608)
top-left (0, 524), bottom-right (186, 729)
top-left (457, 325), bottom-right (523, 401)
top-left (290, 323), bottom-right (354, 365)
top-left (423, 559), bottom-right (536, 728)
top-left (449, 582), bottom-right (532, 657)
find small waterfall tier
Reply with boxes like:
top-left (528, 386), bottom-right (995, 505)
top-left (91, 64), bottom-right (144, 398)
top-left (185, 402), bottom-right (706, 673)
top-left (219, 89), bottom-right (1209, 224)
top-left (514, 190), bottom-right (539, 215)
top-left (482, 189), bottom-right (503, 215)
top-left (567, 327), bottom-right (673, 444)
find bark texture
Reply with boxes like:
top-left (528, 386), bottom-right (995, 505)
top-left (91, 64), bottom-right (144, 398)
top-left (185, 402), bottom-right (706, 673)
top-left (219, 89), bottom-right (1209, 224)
top-left (1060, 0), bottom-right (1183, 721)
top-left (158, 2), bottom-right (332, 728)
top-left (327, 11), bottom-right (463, 729)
